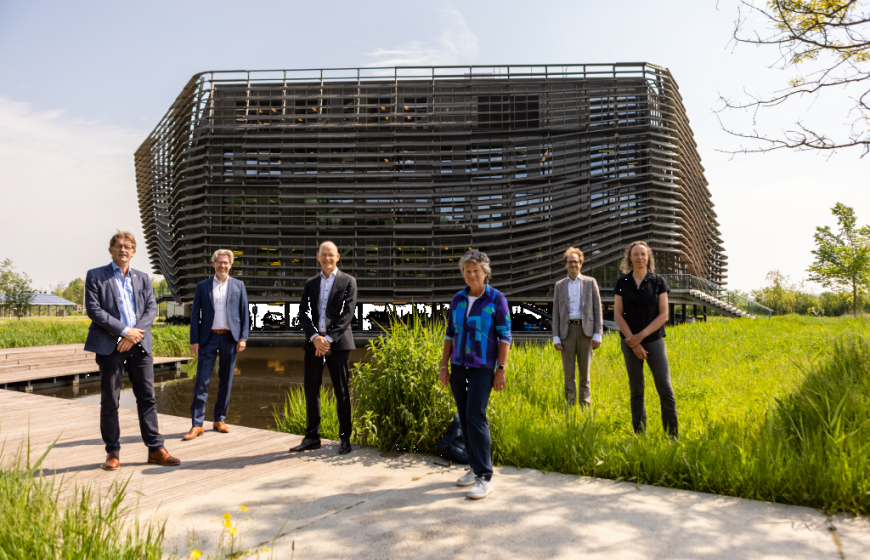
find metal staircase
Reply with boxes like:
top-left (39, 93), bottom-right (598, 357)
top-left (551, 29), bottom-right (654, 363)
top-left (662, 275), bottom-right (772, 319)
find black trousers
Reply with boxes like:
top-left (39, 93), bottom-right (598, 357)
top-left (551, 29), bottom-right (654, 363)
top-left (303, 350), bottom-right (352, 441)
top-left (97, 345), bottom-right (164, 454)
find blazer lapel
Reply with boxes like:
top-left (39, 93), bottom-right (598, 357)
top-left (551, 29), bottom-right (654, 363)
top-left (106, 265), bottom-right (121, 314)
top-left (311, 275), bottom-right (322, 323)
top-left (560, 280), bottom-right (570, 318)
top-left (208, 279), bottom-right (216, 309)
top-left (327, 270), bottom-right (344, 312)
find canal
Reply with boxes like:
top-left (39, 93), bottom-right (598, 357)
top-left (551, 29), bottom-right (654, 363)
top-left (38, 347), bottom-right (369, 431)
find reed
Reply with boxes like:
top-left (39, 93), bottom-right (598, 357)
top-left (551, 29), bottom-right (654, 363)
top-left (274, 314), bottom-right (870, 513)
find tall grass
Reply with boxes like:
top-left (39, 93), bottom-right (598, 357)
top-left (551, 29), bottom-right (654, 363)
top-left (275, 314), bottom-right (870, 513)
top-left (0, 443), bottom-right (166, 558)
top-left (0, 320), bottom-right (192, 357)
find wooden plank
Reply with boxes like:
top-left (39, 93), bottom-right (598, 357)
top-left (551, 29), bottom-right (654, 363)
top-left (0, 357), bottom-right (189, 385)
top-left (0, 344), bottom-right (87, 357)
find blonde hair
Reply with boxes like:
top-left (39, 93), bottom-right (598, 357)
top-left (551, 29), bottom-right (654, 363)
top-left (211, 249), bottom-right (235, 265)
top-left (109, 230), bottom-right (136, 249)
top-left (458, 249), bottom-right (492, 284)
top-left (563, 247), bottom-right (584, 263)
top-left (620, 241), bottom-right (656, 274)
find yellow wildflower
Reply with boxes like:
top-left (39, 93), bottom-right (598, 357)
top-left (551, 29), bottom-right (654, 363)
top-left (240, 504), bottom-right (248, 511)
top-left (264, 547), bottom-right (270, 552)
top-left (190, 551), bottom-right (202, 559)
top-left (223, 513), bottom-right (231, 519)
top-left (224, 519), bottom-right (232, 528)
top-left (229, 527), bottom-right (238, 536)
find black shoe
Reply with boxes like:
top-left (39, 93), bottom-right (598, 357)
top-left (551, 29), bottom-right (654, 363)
top-left (339, 439), bottom-right (352, 455)
top-left (289, 438), bottom-right (321, 452)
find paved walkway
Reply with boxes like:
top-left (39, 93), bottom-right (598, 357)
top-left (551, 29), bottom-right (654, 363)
top-left (1, 389), bottom-right (868, 559)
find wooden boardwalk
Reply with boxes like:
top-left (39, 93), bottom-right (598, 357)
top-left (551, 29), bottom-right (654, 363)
top-left (0, 344), bottom-right (190, 389)
top-left (0, 389), bottom-right (323, 513)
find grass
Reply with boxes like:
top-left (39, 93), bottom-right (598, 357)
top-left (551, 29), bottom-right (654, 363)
top-left (275, 314), bottom-right (870, 514)
top-left (0, 319), bottom-right (193, 357)
top-left (0, 442), bottom-right (166, 559)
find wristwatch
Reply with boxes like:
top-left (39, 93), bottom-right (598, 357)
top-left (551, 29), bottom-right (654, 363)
top-left (496, 364), bottom-right (506, 371)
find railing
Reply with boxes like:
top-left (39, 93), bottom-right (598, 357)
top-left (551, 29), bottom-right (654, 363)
top-left (661, 274), bottom-right (772, 318)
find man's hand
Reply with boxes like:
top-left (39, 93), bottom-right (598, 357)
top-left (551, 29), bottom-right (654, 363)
top-left (439, 366), bottom-right (450, 387)
top-left (591, 340), bottom-right (601, 350)
top-left (191, 343), bottom-right (199, 356)
top-left (554, 343), bottom-right (563, 351)
top-left (237, 340), bottom-right (246, 353)
top-left (633, 344), bottom-right (648, 361)
top-left (117, 339), bottom-right (134, 352)
top-left (313, 335), bottom-right (330, 357)
top-left (124, 328), bottom-right (145, 344)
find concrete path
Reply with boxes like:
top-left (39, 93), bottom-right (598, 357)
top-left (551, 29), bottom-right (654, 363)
top-left (2, 390), bottom-right (868, 559)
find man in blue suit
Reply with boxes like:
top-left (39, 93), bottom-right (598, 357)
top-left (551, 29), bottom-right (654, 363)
top-left (85, 230), bottom-right (180, 470)
top-left (183, 249), bottom-right (249, 440)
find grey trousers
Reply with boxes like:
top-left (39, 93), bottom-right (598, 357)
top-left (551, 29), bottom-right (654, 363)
top-left (620, 338), bottom-right (679, 437)
top-left (561, 323), bottom-right (592, 405)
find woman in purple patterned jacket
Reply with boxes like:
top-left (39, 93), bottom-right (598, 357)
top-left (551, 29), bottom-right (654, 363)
top-left (438, 250), bottom-right (512, 500)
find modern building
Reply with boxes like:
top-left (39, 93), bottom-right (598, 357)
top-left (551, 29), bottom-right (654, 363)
top-left (136, 64), bottom-right (727, 308)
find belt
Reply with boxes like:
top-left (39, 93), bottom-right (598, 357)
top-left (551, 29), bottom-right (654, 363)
top-left (567, 319), bottom-right (583, 325)
top-left (211, 329), bottom-right (230, 334)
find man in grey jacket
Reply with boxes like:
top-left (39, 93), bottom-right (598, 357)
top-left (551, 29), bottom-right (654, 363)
top-left (85, 230), bottom-right (180, 471)
top-left (552, 247), bottom-right (603, 406)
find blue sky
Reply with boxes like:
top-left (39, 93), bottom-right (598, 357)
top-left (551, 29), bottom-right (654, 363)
top-left (1, 0), bottom-right (867, 293)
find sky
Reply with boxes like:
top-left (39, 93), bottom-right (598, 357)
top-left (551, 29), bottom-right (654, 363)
top-left (0, 0), bottom-right (867, 294)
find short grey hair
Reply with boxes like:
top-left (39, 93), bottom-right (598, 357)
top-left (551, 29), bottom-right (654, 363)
top-left (318, 241), bottom-right (338, 254)
top-left (458, 249), bottom-right (492, 284)
top-left (211, 249), bottom-right (235, 265)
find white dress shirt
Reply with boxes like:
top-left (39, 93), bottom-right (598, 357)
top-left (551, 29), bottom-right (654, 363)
top-left (311, 269), bottom-right (337, 343)
top-left (212, 276), bottom-right (230, 330)
top-left (553, 274), bottom-right (603, 345)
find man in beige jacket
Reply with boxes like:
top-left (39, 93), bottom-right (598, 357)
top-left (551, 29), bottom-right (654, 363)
top-left (552, 247), bottom-right (603, 406)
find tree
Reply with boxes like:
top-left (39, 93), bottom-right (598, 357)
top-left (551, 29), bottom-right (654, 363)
top-left (721, 1), bottom-right (870, 155)
top-left (807, 203), bottom-right (870, 315)
top-left (62, 278), bottom-right (85, 307)
top-left (0, 259), bottom-right (34, 320)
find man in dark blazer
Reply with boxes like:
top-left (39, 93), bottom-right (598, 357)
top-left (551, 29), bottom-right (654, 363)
top-left (85, 230), bottom-right (180, 470)
top-left (183, 249), bottom-right (249, 440)
top-left (290, 241), bottom-right (357, 455)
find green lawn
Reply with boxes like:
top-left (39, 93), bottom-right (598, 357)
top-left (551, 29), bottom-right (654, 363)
top-left (277, 315), bottom-right (870, 514)
top-left (0, 319), bottom-right (192, 357)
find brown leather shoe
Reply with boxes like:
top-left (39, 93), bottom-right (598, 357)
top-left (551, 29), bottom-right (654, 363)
top-left (182, 426), bottom-right (204, 441)
top-left (213, 421), bottom-right (230, 433)
top-left (147, 448), bottom-right (181, 466)
top-left (100, 451), bottom-right (120, 471)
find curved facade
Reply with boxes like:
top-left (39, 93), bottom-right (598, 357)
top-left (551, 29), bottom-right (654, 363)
top-left (135, 64), bottom-right (726, 303)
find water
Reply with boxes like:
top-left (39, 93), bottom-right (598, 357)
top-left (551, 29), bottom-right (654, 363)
top-left (41, 347), bottom-right (368, 430)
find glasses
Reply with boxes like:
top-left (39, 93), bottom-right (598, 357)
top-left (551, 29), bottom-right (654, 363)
top-left (112, 244), bottom-right (135, 251)
top-left (564, 259), bottom-right (582, 265)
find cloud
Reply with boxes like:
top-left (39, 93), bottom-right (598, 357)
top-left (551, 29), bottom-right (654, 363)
top-left (0, 96), bottom-right (153, 289)
top-left (366, 2), bottom-right (479, 67)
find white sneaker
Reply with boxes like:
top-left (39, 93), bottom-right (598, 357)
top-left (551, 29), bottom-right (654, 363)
top-left (467, 477), bottom-right (493, 499)
top-left (456, 470), bottom-right (476, 487)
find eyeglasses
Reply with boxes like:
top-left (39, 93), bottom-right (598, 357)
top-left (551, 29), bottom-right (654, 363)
top-left (564, 259), bottom-right (582, 265)
top-left (112, 244), bottom-right (135, 251)
top-left (464, 250), bottom-right (483, 258)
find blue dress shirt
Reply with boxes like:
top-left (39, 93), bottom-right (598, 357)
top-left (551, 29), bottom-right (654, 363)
top-left (111, 262), bottom-right (137, 337)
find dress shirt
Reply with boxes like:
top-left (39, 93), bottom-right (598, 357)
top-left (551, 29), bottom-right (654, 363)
top-left (110, 262), bottom-right (136, 337)
top-left (212, 276), bottom-right (230, 330)
top-left (553, 274), bottom-right (603, 345)
top-left (311, 269), bottom-right (337, 343)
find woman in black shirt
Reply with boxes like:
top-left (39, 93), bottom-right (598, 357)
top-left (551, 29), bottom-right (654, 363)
top-left (613, 241), bottom-right (678, 438)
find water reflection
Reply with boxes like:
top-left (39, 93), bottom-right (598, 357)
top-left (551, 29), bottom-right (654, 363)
top-left (41, 348), bottom-right (368, 430)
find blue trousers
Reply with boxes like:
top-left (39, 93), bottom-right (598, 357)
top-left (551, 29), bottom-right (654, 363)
top-left (450, 364), bottom-right (494, 480)
top-left (191, 332), bottom-right (237, 426)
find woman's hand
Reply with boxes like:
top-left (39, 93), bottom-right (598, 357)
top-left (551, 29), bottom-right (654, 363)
top-left (633, 344), bottom-right (648, 361)
top-left (439, 366), bottom-right (450, 387)
top-left (624, 332), bottom-right (644, 348)
top-left (493, 370), bottom-right (507, 392)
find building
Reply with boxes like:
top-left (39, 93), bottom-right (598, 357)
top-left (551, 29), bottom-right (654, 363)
top-left (136, 64), bottom-right (727, 308)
